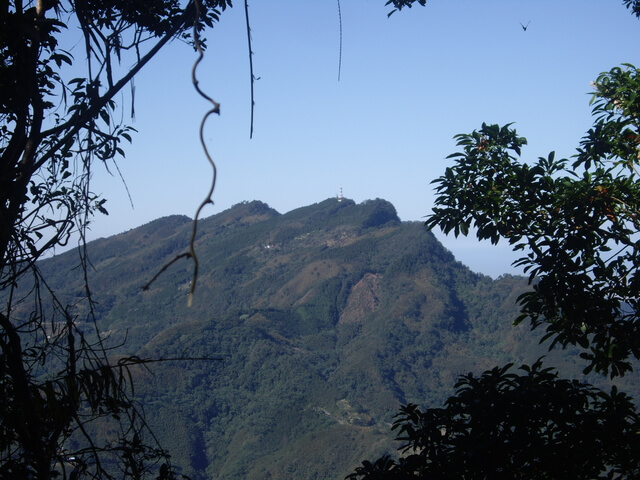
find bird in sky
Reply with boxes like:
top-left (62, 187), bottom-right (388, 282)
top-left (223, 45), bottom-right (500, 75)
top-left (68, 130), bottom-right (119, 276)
top-left (520, 20), bottom-right (531, 31)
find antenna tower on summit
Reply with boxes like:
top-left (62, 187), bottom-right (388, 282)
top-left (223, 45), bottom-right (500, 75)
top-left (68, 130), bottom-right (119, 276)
top-left (337, 186), bottom-right (343, 202)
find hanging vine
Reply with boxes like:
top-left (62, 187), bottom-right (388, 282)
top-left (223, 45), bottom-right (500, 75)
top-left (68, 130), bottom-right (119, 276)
top-left (145, 0), bottom-right (258, 304)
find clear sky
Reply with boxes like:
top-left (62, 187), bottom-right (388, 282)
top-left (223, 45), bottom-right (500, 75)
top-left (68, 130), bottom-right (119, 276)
top-left (80, 0), bottom-right (639, 277)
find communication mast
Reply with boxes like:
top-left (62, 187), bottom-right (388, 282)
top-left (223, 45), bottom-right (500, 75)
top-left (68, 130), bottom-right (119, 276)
top-left (337, 186), bottom-right (343, 202)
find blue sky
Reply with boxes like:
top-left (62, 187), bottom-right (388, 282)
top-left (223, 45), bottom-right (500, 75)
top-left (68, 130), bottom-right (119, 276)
top-left (81, 0), bottom-right (639, 277)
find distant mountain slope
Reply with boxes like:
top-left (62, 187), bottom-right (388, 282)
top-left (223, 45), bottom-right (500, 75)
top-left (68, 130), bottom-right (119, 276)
top-left (32, 198), bottom-right (635, 480)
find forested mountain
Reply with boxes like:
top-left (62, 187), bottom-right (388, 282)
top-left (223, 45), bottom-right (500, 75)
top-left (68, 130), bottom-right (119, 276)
top-left (29, 198), bottom-right (636, 479)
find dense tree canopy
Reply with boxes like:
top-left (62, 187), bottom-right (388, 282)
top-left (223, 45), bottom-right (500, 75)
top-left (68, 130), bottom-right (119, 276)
top-left (425, 64), bottom-right (640, 378)
top-left (350, 4), bottom-right (640, 479)
top-left (351, 61), bottom-right (640, 480)
top-left (1, 1), bottom-right (231, 478)
top-left (1, 0), bottom-right (231, 276)
top-left (348, 361), bottom-right (640, 480)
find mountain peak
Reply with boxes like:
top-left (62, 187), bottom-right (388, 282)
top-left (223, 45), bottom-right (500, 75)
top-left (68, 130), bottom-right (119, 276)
top-left (204, 200), bottom-right (280, 228)
top-left (279, 197), bottom-right (400, 230)
top-left (359, 198), bottom-right (400, 228)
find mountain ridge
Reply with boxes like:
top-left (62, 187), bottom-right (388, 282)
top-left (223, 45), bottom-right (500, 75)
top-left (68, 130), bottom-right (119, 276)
top-left (30, 197), bottom-right (634, 480)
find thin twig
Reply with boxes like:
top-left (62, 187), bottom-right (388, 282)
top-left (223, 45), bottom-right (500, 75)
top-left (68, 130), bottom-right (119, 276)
top-left (142, 253), bottom-right (191, 291)
top-left (244, 0), bottom-right (255, 138)
top-left (337, 0), bottom-right (342, 81)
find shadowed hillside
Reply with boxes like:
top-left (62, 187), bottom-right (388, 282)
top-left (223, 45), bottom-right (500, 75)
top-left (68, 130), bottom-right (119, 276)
top-left (29, 198), bottom-right (636, 479)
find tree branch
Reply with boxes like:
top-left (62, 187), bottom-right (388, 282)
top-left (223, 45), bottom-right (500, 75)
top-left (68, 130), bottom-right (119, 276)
top-left (37, 2), bottom-right (198, 171)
